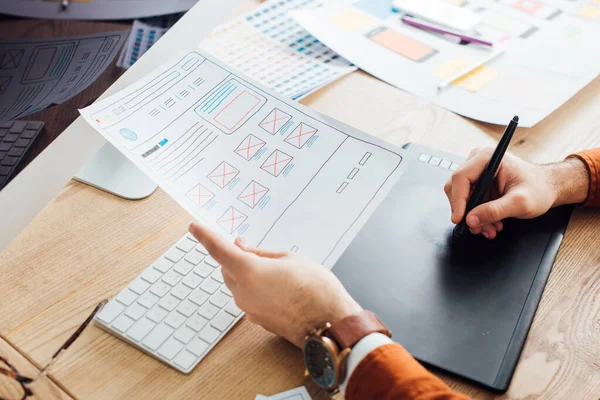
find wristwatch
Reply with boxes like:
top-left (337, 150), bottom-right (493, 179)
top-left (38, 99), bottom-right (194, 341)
top-left (303, 310), bottom-right (391, 391)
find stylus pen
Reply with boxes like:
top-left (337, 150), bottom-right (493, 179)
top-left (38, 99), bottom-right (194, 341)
top-left (452, 115), bottom-right (519, 241)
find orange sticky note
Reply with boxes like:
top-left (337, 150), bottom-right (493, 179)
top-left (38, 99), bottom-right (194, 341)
top-left (369, 28), bottom-right (437, 62)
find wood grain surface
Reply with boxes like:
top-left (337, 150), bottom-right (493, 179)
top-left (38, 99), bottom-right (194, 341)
top-left (1, 1), bottom-right (600, 399)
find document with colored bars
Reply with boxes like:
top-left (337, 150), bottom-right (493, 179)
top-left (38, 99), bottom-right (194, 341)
top-left (80, 50), bottom-right (405, 269)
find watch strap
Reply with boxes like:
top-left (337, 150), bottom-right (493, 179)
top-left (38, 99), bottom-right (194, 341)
top-left (327, 310), bottom-right (391, 349)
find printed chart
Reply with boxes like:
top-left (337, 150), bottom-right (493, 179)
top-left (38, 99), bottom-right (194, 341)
top-left (200, 0), bottom-right (357, 100)
top-left (293, 0), bottom-right (600, 127)
top-left (81, 50), bottom-right (406, 267)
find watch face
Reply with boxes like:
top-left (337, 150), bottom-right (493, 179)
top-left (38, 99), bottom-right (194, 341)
top-left (304, 337), bottom-right (337, 389)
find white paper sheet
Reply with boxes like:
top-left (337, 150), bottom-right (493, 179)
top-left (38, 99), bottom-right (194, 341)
top-left (200, 0), bottom-right (357, 101)
top-left (0, 0), bottom-right (197, 20)
top-left (0, 30), bottom-right (128, 121)
top-left (293, 0), bottom-right (600, 127)
top-left (255, 385), bottom-right (313, 400)
top-left (80, 50), bottom-right (407, 268)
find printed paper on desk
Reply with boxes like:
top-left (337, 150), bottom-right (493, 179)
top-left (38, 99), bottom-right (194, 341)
top-left (79, 49), bottom-right (407, 268)
top-left (268, 386), bottom-right (313, 400)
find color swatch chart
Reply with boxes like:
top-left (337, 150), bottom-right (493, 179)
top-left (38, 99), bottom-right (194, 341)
top-left (294, 0), bottom-right (600, 127)
top-left (200, 0), bottom-right (357, 100)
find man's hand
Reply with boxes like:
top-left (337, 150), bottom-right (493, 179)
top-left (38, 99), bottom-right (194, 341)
top-left (189, 223), bottom-right (362, 348)
top-left (444, 148), bottom-right (589, 239)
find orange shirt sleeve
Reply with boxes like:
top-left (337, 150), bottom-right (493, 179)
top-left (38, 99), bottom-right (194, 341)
top-left (568, 148), bottom-right (600, 207)
top-left (345, 343), bottom-right (469, 400)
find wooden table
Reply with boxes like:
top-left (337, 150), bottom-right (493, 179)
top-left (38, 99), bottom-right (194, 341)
top-left (2, 3), bottom-right (600, 400)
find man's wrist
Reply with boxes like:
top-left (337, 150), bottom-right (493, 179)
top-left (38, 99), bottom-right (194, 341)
top-left (548, 158), bottom-right (589, 207)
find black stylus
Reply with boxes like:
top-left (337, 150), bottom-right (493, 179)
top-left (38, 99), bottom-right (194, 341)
top-left (452, 115), bottom-right (519, 241)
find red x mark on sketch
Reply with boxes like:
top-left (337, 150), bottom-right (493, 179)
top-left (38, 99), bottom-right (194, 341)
top-left (261, 150), bottom-right (293, 177)
top-left (285, 123), bottom-right (317, 149)
top-left (186, 183), bottom-right (214, 208)
top-left (238, 180), bottom-right (268, 208)
top-left (208, 161), bottom-right (239, 188)
top-left (259, 108), bottom-right (291, 135)
top-left (217, 207), bottom-right (247, 234)
top-left (235, 134), bottom-right (265, 161)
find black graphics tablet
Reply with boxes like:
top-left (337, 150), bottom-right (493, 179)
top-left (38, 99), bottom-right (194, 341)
top-left (332, 142), bottom-right (572, 391)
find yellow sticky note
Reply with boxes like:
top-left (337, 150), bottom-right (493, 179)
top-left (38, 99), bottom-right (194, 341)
top-left (577, 6), bottom-right (600, 19)
top-left (433, 57), bottom-right (473, 80)
top-left (330, 9), bottom-right (377, 34)
top-left (454, 66), bottom-right (499, 92)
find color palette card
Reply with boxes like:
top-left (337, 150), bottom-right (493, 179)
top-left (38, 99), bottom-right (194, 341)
top-left (200, 0), bottom-right (357, 100)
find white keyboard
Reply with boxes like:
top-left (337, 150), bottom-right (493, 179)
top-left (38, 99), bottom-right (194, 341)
top-left (94, 233), bottom-right (243, 373)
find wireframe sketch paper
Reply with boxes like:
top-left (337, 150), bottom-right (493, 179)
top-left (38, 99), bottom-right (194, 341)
top-left (0, 0), bottom-right (197, 20)
top-left (255, 385), bottom-right (313, 400)
top-left (200, 0), bottom-right (357, 101)
top-left (0, 31), bottom-right (128, 121)
top-left (293, 0), bottom-right (600, 127)
top-left (80, 50), bottom-right (406, 268)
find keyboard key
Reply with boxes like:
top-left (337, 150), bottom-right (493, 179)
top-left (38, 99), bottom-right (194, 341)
top-left (153, 257), bottom-right (174, 273)
top-left (14, 139), bottom-right (29, 148)
top-left (173, 260), bottom-right (194, 276)
top-left (193, 263), bottom-right (213, 278)
top-left (171, 283), bottom-right (192, 300)
top-left (177, 299), bottom-right (198, 317)
top-left (150, 281), bottom-right (171, 297)
top-left (162, 270), bottom-right (183, 286)
top-left (418, 154), bottom-right (431, 163)
top-left (142, 323), bottom-right (174, 351)
top-left (188, 289), bottom-right (209, 306)
top-left (116, 289), bottom-right (137, 306)
top-left (439, 159), bottom-right (452, 169)
top-left (8, 121), bottom-right (27, 133)
top-left (186, 233), bottom-right (198, 243)
top-left (199, 278), bottom-right (220, 294)
top-left (2, 156), bottom-right (19, 166)
top-left (141, 268), bottom-right (162, 284)
top-left (138, 292), bottom-right (160, 308)
top-left (186, 314), bottom-right (208, 332)
top-left (199, 325), bottom-right (220, 343)
top-left (174, 350), bottom-right (197, 370)
top-left (127, 318), bottom-right (156, 342)
top-left (0, 166), bottom-right (11, 175)
top-left (210, 291), bottom-right (231, 308)
top-left (225, 301), bottom-right (243, 317)
top-left (112, 314), bottom-right (135, 333)
top-left (146, 305), bottom-right (169, 323)
top-left (7, 147), bottom-right (23, 157)
top-left (174, 325), bottom-right (196, 344)
top-left (204, 255), bottom-right (220, 267)
top-left (4, 134), bottom-right (19, 143)
top-left (158, 294), bottom-right (181, 312)
top-left (129, 278), bottom-right (150, 295)
top-left (158, 337), bottom-right (184, 360)
top-left (187, 337), bottom-right (209, 357)
top-left (197, 302), bottom-right (219, 319)
top-left (220, 285), bottom-right (233, 297)
top-left (96, 301), bottom-right (125, 324)
top-left (211, 267), bottom-right (224, 283)
top-left (450, 162), bottom-right (460, 171)
top-left (20, 129), bottom-right (38, 139)
top-left (176, 238), bottom-right (196, 252)
top-left (211, 310), bottom-right (235, 332)
top-left (165, 311), bottom-right (186, 329)
top-left (0, 142), bottom-right (11, 151)
top-left (164, 247), bottom-right (185, 263)
top-left (429, 156), bottom-right (441, 166)
top-left (25, 121), bottom-right (44, 130)
top-left (125, 303), bottom-right (147, 320)
top-left (195, 243), bottom-right (208, 255)
top-left (185, 251), bottom-right (205, 265)
top-left (182, 273), bottom-right (203, 289)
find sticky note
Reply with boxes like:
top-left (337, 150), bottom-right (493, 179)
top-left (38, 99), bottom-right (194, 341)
top-left (577, 6), bottom-right (600, 19)
top-left (368, 27), bottom-right (437, 62)
top-left (454, 66), bottom-right (499, 92)
top-left (433, 57), bottom-right (473, 80)
top-left (330, 9), bottom-right (377, 33)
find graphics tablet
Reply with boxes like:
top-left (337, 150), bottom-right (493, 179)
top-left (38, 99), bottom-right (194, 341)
top-left (333, 142), bottom-right (572, 391)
